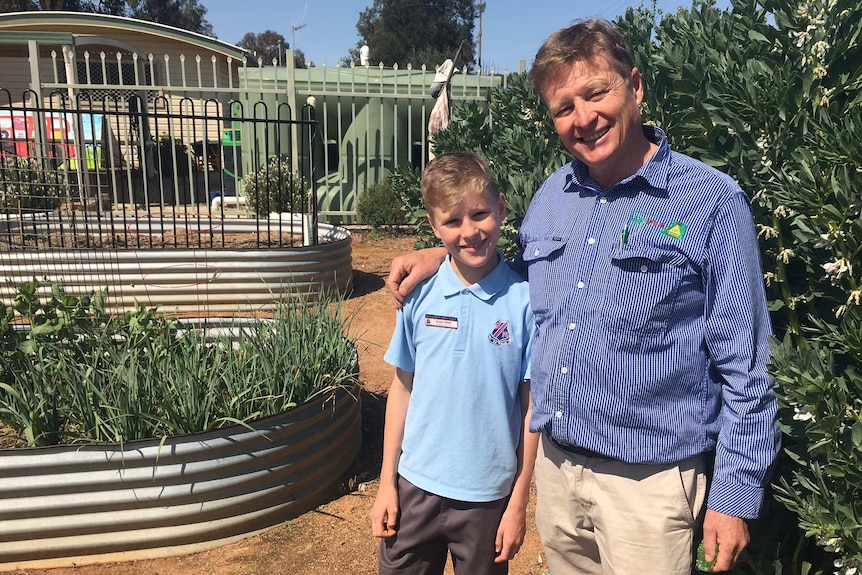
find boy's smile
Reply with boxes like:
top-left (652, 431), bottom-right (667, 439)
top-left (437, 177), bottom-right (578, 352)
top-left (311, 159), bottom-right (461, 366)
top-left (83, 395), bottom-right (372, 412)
top-left (427, 190), bottom-right (506, 286)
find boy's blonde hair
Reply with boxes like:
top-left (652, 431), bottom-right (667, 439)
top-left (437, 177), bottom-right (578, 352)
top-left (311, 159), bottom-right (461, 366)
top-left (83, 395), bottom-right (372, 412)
top-left (421, 152), bottom-right (500, 213)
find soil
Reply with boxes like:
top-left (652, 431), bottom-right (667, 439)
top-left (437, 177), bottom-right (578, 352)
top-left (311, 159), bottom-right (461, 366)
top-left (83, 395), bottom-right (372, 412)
top-left (5, 230), bottom-right (547, 575)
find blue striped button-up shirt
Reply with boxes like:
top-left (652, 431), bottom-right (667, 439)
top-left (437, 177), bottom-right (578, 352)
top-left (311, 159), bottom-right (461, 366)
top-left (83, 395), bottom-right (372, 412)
top-left (517, 126), bottom-right (780, 518)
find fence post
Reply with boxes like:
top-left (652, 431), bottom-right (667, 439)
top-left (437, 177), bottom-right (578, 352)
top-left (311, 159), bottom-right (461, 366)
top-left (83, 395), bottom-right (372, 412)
top-left (304, 97), bottom-right (318, 246)
top-left (286, 49), bottom-right (299, 177)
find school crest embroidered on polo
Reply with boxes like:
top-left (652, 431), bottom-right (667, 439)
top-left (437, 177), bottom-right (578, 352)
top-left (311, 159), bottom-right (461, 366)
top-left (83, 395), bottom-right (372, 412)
top-left (489, 320), bottom-right (511, 346)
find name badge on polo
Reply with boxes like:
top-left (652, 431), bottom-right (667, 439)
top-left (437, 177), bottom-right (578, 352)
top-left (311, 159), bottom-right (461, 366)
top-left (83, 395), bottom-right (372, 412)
top-left (425, 314), bottom-right (458, 329)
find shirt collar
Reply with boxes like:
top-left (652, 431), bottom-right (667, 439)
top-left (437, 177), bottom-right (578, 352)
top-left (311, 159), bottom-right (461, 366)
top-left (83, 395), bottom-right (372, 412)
top-left (438, 253), bottom-right (509, 301)
top-left (566, 125), bottom-right (670, 196)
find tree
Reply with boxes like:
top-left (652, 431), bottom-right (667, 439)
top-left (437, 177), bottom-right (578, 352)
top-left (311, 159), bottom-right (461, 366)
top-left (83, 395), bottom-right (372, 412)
top-left (351, 0), bottom-right (475, 68)
top-left (127, 0), bottom-right (214, 36)
top-left (0, 0), bottom-right (205, 31)
top-left (0, 0), bottom-right (126, 11)
top-left (0, 0), bottom-right (37, 10)
top-left (237, 30), bottom-right (285, 65)
top-left (236, 29), bottom-right (306, 68)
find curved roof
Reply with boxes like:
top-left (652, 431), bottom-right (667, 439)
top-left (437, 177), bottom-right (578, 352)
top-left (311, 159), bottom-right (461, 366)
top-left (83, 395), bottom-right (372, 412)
top-left (0, 11), bottom-right (253, 61)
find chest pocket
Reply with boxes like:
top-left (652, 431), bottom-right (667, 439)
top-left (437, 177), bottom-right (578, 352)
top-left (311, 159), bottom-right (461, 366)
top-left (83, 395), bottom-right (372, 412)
top-left (521, 238), bottom-right (568, 321)
top-left (601, 246), bottom-right (688, 335)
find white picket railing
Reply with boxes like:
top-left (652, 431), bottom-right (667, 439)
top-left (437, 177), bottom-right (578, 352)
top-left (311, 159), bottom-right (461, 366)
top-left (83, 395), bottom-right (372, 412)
top-left (19, 47), bottom-right (507, 220)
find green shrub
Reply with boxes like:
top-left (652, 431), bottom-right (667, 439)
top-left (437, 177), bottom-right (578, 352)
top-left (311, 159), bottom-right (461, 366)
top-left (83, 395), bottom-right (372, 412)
top-left (386, 166), bottom-right (434, 247)
top-left (615, 1), bottom-right (862, 572)
top-left (357, 176), bottom-right (407, 233)
top-left (0, 156), bottom-right (70, 214)
top-left (0, 280), bottom-right (357, 446)
top-left (242, 156), bottom-right (308, 215)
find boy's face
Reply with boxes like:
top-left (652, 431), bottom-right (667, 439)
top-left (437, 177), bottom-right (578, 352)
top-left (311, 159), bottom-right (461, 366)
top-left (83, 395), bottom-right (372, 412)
top-left (427, 188), bottom-right (505, 286)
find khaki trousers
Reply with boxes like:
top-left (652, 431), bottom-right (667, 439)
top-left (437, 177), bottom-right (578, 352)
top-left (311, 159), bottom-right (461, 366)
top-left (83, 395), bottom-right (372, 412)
top-left (534, 434), bottom-right (707, 575)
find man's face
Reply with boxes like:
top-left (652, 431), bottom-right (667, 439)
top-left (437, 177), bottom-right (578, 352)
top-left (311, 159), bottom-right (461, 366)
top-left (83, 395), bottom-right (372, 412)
top-left (542, 56), bottom-right (645, 187)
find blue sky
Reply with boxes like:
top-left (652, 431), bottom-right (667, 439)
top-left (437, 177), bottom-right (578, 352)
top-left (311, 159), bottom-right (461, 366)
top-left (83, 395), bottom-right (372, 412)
top-left (203, 0), bottom-right (730, 71)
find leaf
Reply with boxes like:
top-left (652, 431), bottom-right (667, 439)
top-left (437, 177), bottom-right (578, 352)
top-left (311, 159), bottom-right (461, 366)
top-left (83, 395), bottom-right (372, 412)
top-left (853, 421), bottom-right (862, 448)
top-left (695, 540), bottom-right (718, 572)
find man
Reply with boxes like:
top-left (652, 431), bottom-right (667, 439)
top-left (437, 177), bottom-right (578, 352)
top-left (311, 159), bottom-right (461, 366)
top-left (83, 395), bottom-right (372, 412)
top-left (387, 19), bottom-right (780, 575)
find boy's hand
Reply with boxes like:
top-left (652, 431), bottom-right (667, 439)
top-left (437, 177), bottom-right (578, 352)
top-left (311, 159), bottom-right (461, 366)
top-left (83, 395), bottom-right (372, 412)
top-left (385, 247), bottom-right (447, 309)
top-left (494, 503), bottom-right (527, 562)
top-left (369, 482), bottom-right (400, 538)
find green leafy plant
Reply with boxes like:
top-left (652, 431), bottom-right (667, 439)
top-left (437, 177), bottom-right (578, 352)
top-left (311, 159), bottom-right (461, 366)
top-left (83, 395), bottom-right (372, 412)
top-left (242, 156), bottom-right (308, 215)
top-left (0, 155), bottom-right (70, 214)
top-left (613, 0), bottom-right (862, 572)
top-left (0, 280), bottom-right (357, 446)
top-left (357, 176), bottom-right (407, 234)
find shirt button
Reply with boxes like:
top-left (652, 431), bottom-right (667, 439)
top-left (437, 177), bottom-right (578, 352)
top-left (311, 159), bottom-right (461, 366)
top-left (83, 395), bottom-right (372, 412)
top-left (568, 323), bottom-right (576, 330)
top-left (640, 265), bottom-right (648, 273)
top-left (576, 281), bottom-right (585, 289)
top-left (555, 411), bottom-right (563, 418)
top-left (599, 197), bottom-right (608, 204)
top-left (587, 237), bottom-right (596, 245)
top-left (561, 366), bottom-right (568, 374)
top-left (534, 248), bottom-right (540, 256)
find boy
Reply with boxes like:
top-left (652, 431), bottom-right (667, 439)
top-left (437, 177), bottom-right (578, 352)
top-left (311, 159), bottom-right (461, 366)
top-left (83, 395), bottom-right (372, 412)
top-left (369, 152), bottom-right (537, 575)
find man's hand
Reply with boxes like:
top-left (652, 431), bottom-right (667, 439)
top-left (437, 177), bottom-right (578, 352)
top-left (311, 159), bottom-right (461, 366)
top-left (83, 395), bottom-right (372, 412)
top-left (369, 483), bottom-right (400, 538)
top-left (385, 247), bottom-right (447, 308)
top-left (494, 503), bottom-right (527, 563)
top-left (702, 509), bottom-right (750, 571)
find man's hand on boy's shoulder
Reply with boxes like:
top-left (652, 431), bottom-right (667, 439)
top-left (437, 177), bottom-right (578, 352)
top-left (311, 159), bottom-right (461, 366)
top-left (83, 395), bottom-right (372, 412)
top-left (386, 247), bottom-right (448, 309)
top-left (369, 481), bottom-right (400, 538)
top-left (494, 501), bottom-right (527, 562)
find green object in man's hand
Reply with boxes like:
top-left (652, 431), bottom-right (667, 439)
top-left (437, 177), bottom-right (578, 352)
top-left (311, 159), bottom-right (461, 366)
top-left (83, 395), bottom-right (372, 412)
top-left (695, 540), bottom-right (718, 572)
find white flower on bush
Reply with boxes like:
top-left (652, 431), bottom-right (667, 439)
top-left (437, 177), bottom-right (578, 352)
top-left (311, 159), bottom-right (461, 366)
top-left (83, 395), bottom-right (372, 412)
top-left (778, 248), bottom-right (795, 263)
top-left (764, 271), bottom-right (777, 286)
top-left (847, 290), bottom-right (862, 307)
top-left (793, 405), bottom-right (816, 422)
top-left (812, 40), bottom-right (830, 60)
top-left (774, 205), bottom-right (793, 218)
top-left (814, 230), bottom-right (843, 248)
top-left (789, 295), bottom-right (806, 310)
top-left (822, 258), bottom-right (852, 281)
top-left (818, 536), bottom-right (844, 554)
top-left (834, 557), bottom-right (859, 575)
top-left (793, 30), bottom-right (811, 48)
top-left (757, 224), bottom-right (779, 239)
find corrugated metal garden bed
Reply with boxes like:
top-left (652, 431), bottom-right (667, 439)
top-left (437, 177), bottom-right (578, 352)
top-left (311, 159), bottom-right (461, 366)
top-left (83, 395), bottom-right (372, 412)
top-left (0, 382), bottom-right (361, 570)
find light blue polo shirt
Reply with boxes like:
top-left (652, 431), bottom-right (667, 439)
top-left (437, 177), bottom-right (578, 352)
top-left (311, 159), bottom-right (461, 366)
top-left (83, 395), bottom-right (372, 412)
top-left (384, 254), bottom-right (534, 502)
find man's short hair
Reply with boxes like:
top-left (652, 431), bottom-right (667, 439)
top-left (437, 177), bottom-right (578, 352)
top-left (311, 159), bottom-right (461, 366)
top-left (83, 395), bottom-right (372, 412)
top-left (530, 19), bottom-right (636, 98)
top-left (421, 152), bottom-right (499, 212)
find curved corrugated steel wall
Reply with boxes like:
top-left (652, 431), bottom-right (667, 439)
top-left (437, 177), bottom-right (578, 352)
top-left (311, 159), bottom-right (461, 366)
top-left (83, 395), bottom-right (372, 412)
top-left (0, 383), bottom-right (361, 570)
top-left (0, 214), bottom-right (353, 314)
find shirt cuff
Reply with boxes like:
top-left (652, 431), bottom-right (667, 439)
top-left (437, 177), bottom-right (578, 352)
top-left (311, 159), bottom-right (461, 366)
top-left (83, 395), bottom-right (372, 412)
top-left (706, 480), bottom-right (765, 519)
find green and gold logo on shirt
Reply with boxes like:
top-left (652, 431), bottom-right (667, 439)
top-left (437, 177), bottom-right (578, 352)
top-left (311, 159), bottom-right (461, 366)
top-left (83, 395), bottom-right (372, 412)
top-left (630, 214), bottom-right (688, 241)
top-left (663, 222), bottom-right (687, 240)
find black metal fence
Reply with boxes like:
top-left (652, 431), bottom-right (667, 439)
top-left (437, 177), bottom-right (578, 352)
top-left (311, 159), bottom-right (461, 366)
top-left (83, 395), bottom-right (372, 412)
top-left (0, 88), bottom-right (319, 251)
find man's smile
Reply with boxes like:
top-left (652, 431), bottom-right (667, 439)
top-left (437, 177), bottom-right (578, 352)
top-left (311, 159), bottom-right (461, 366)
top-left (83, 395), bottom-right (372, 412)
top-left (580, 126), bottom-right (610, 143)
